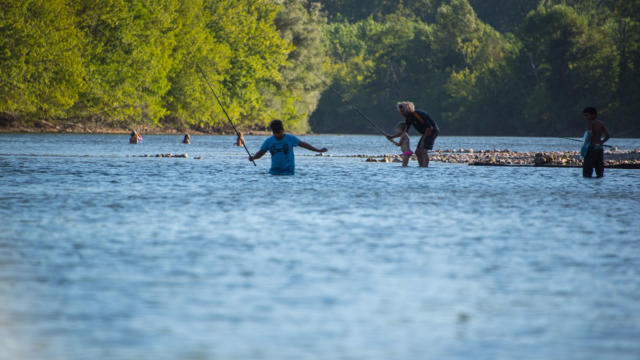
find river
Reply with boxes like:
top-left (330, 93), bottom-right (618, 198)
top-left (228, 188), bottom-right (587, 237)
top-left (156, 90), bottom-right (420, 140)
top-left (1, 134), bottom-right (639, 360)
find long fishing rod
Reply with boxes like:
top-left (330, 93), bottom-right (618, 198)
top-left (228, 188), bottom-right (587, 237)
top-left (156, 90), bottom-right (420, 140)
top-left (195, 63), bottom-right (256, 166)
top-left (560, 136), bottom-right (614, 149)
top-left (312, 73), bottom-right (390, 138)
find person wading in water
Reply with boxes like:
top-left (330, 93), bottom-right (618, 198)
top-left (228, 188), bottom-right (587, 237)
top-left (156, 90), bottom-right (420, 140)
top-left (581, 107), bottom-right (610, 178)
top-left (387, 101), bottom-right (439, 167)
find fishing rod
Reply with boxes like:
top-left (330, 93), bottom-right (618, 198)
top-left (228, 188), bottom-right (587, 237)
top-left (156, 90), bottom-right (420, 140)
top-left (195, 63), bottom-right (256, 166)
top-left (559, 136), bottom-right (614, 149)
top-left (312, 73), bottom-right (391, 139)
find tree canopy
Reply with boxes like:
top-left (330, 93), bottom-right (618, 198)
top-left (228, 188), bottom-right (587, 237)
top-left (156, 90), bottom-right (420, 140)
top-left (312, 0), bottom-right (640, 136)
top-left (1, 0), bottom-right (638, 136)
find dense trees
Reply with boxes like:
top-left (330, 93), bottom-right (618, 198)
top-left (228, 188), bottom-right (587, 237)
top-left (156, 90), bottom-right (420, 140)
top-left (0, 0), bottom-right (85, 117)
top-left (267, 0), bottom-right (327, 133)
top-left (312, 0), bottom-right (640, 136)
top-left (0, 0), bottom-right (323, 132)
top-left (1, 0), bottom-right (638, 136)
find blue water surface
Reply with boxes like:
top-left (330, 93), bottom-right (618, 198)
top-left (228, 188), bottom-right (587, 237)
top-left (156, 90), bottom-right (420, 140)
top-left (0, 134), bottom-right (639, 360)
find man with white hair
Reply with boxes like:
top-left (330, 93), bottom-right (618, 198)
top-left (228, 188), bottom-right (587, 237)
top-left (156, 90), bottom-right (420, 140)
top-left (387, 101), bottom-right (439, 167)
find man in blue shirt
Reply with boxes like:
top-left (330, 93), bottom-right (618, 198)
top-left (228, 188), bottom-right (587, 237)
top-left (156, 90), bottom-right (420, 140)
top-left (387, 101), bottom-right (439, 167)
top-left (249, 120), bottom-right (327, 175)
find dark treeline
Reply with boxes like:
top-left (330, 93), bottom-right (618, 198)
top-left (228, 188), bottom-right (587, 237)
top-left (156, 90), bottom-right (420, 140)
top-left (1, 0), bottom-right (639, 136)
top-left (313, 0), bottom-right (640, 136)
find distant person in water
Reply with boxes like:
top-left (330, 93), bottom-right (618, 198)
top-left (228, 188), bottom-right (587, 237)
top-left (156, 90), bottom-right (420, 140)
top-left (234, 131), bottom-right (245, 147)
top-left (387, 101), bottom-right (439, 167)
top-left (581, 107), bottom-right (610, 178)
top-left (182, 134), bottom-right (190, 144)
top-left (129, 130), bottom-right (143, 144)
top-left (249, 120), bottom-right (327, 175)
top-left (388, 122), bottom-right (413, 167)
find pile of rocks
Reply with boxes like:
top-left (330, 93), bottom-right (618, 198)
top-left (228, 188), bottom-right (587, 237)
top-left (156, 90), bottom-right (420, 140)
top-left (364, 149), bottom-right (640, 168)
top-left (131, 153), bottom-right (192, 158)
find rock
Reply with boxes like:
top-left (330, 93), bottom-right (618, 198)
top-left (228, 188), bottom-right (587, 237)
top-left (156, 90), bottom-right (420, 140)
top-left (534, 153), bottom-right (547, 165)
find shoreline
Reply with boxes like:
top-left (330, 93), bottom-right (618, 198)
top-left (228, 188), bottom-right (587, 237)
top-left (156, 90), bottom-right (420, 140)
top-left (1, 119), bottom-right (638, 138)
top-left (0, 117), bottom-right (273, 135)
top-left (3, 126), bottom-right (639, 139)
top-left (0, 124), bottom-right (271, 136)
top-left (362, 149), bottom-right (640, 169)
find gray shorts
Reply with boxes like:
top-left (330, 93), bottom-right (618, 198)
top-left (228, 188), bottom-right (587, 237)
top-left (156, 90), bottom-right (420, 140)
top-left (419, 131), bottom-right (438, 150)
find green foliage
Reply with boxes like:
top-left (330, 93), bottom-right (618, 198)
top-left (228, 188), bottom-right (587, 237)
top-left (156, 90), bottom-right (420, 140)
top-left (2, 0), bottom-right (639, 136)
top-left (312, 0), bottom-right (640, 136)
top-left (468, 0), bottom-right (539, 33)
top-left (163, 0), bottom-right (293, 131)
top-left (0, 0), bottom-right (85, 117)
top-left (313, 0), bottom-right (520, 134)
top-left (318, 0), bottom-right (443, 22)
top-left (75, 0), bottom-right (176, 126)
top-left (1, 0), bottom-right (318, 133)
top-left (265, 0), bottom-right (328, 133)
top-left (162, 0), bottom-right (232, 129)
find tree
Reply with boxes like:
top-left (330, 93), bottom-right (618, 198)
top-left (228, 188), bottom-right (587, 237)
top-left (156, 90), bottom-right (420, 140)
top-left (0, 0), bottom-right (85, 118)
top-left (467, 0), bottom-right (539, 33)
top-left (517, 4), bottom-right (618, 134)
top-left (267, 0), bottom-right (328, 133)
top-left (74, 0), bottom-right (177, 127)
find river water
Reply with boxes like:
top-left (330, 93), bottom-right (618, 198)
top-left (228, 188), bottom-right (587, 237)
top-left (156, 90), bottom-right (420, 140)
top-left (1, 134), bottom-right (639, 360)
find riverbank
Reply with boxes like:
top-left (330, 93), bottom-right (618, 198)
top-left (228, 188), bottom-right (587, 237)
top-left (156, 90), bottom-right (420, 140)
top-left (0, 117), bottom-right (271, 135)
top-left (361, 149), bottom-right (640, 168)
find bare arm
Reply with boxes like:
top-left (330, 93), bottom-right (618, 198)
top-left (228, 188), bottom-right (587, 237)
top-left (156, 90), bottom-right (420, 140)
top-left (602, 125), bottom-right (610, 144)
top-left (249, 149), bottom-right (266, 162)
top-left (298, 141), bottom-right (327, 153)
top-left (386, 131), bottom-right (401, 140)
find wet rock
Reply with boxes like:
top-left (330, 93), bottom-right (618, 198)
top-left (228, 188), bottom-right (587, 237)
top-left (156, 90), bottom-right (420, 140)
top-left (534, 153), bottom-right (548, 165)
top-left (358, 148), bottom-right (640, 168)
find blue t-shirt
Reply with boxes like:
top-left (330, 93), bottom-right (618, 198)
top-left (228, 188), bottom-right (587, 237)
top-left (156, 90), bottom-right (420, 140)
top-left (260, 134), bottom-right (300, 175)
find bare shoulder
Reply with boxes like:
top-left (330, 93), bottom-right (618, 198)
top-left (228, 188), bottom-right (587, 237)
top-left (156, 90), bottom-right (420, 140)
top-left (594, 120), bottom-right (606, 130)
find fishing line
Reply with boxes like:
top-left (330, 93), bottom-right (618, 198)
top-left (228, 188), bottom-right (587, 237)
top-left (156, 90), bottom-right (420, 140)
top-left (195, 63), bottom-right (257, 166)
top-left (312, 73), bottom-right (390, 138)
top-left (559, 136), bottom-right (613, 149)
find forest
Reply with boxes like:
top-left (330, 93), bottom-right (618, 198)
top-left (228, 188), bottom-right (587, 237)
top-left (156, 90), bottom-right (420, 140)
top-left (1, 0), bottom-right (639, 136)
